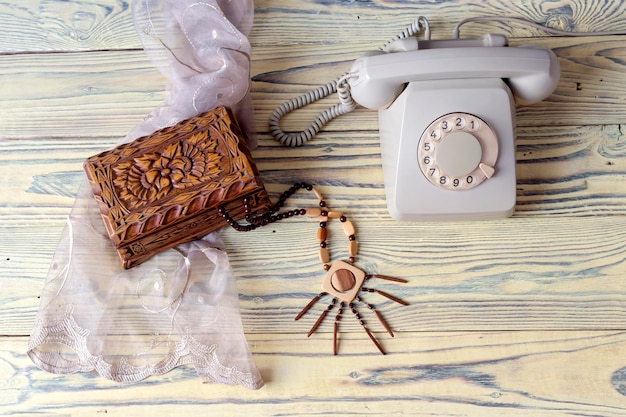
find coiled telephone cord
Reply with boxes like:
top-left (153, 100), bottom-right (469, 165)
top-left (268, 72), bottom-right (357, 147)
top-left (269, 17), bottom-right (431, 147)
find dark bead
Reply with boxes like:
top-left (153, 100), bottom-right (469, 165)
top-left (320, 210), bottom-right (328, 217)
top-left (218, 206), bottom-right (225, 214)
top-left (306, 184), bottom-right (313, 191)
top-left (348, 256), bottom-right (356, 263)
top-left (319, 221), bottom-right (327, 228)
top-left (299, 208), bottom-right (307, 215)
top-left (319, 200), bottom-right (326, 207)
top-left (320, 241), bottom-right (327, 248)
top-left (349, 235), bottom-right (355, 241)
top-left (340, 215), bottom-right (347, 222)
top-left (323, 263), bottom-right (330, 270)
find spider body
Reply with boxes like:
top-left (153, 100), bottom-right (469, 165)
top-left (295, 260), bottom-right (408, 355)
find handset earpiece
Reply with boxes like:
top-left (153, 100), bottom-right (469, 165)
top-left (506, 46), bottom-right (560, 103)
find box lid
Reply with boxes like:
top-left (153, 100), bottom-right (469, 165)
top-left (84, 106), bottom-right (266, 248)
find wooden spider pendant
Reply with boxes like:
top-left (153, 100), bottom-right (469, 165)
top-left (295, 260), bottom-right (408, 355)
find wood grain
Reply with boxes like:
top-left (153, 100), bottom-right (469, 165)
top-left (3, 331), bottom-right (626, 416)
top-left (2, 0), bottom-right (626, 53)
top-left (1, 123), bottom-right (624, 232)
top-left (1, 0), bottom-right (626, 415)
top-left (1, 38), bottom-right (626, 139)
top-left (0, 0), bottom-right (138, 52)
top-left (2, 214), bottom-right (625, 336)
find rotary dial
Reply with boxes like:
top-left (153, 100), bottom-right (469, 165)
top-left (417, 112), bottom-right (498, 190)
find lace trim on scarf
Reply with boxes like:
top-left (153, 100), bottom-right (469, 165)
top-left (27, 305), bottom-right (263, 389)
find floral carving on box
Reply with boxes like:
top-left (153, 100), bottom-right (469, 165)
top-left (112, 131), bottom-right (222, 207)
top-left (84, 106), bottom-right (270, 268)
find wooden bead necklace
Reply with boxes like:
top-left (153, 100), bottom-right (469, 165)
top-left (218, 182), bottom-right (407, 355)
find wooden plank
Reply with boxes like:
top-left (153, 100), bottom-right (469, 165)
top-left (250, 34), bottom-right (626, 129)
top-left (3, 331), bottom-right (626, 416)
top-left (0, 0), bottom-right (139, 52)
top-left (250, 0), bottom-right (626, 45)
top-left (2, 122), bottom-right (625, 230)
top-left (2, 214), bottom-right (625, 336)
top-left (219, 215), bottom-right (626, 334)
top-left (2, 0), bottom-right (626, 53)
top-left (0, 51), bottom-right (167, 139)
top-left (1, 1), bottom-right (625, 415)
top-left (1, 35), bottom-right (625, 139)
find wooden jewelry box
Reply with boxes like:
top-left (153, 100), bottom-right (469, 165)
top-left (84, 106), bottom-right (271, 269)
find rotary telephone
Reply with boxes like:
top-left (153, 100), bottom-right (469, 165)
top-left (270, 18), bottom-right (563, 221)
top-left (347, 34), bottom-right (560, 220)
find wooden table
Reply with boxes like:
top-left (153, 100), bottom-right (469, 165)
top-left (2, 0), bottom-right (626, 415)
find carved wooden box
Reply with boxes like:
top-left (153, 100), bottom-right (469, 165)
top-left (84, 106), bottom-right (271, 269)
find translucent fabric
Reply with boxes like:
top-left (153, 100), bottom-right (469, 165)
top-left (128, 0), bottom-right (256, 146)
top-left (28, 0), bottom-right (264, 389)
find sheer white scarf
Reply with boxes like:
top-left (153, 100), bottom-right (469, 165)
top-left (28, 0), bottom-right (264, 389)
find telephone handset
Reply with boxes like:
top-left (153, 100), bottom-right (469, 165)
top-left (346, 35), bottom-right (560, 220)
top-left (348, 34), bottom-right (559, 108)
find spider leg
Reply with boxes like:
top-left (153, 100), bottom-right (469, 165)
top-left (366, 274), bottom-right (409, 283)
top-left (350, 302), bottom-right (386, 355)
top-left (356, 295), bottom-right (394, 337)
top-left (307, 297), bottom-right (337, 337)
top-left (362, 287), bottom-right (408, 306)
top-left (333, 302), bottom-right (345, 355)
top-left (363, 326), bottom-right (386, 355)
top-left (295, 291), bottom-right (328, 321)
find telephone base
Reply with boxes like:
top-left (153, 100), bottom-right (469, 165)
top-left (378, 78), bottom-right (517, 221)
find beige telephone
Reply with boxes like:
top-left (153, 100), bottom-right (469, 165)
top-left (269, 18), bottom-right (562, 221)
top-left (347, 35), bottom-right (560, 220)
